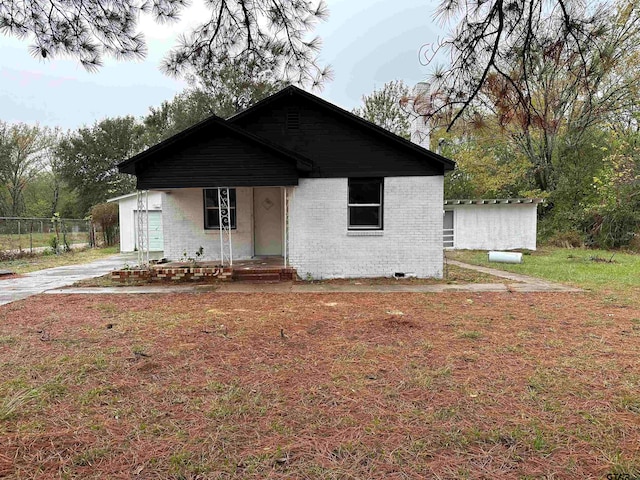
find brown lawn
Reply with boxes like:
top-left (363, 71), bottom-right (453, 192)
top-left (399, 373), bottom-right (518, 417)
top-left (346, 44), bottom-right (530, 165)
top-left (0, 292), bottom-right (639, 479)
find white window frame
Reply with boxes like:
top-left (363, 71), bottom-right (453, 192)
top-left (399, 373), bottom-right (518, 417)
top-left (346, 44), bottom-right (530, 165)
top-left (347, 178), bottom-right (383, 230)
top-left (204, 188), bottom-right (237, 230)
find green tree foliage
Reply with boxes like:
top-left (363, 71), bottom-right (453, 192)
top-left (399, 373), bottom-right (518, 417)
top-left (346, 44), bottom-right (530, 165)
top-left (0, 0), bottom-right (330, 87)
top-left (353, 81), bottom-right (411, 139)
top-left (425, 0), bottom-right (640, 246)
top-left (582, 130), bottom-right (640, 247)
top-left (144, 62), bottom-right (285, 143)
top-left (440, 124), bottom-right (533, 199)
top-left (189, 58), bottom-right (287, 115)
top-left (430, 0), bottom-right (640, 193)
top-left (143, 89), bottom-right (218, 145)
top-left (0, 122), bottom-right (55, 217)
top-left (57, 117), bottom-right (143, 215)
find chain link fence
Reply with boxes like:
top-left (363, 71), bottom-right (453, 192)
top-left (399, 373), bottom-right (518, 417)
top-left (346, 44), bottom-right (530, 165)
top-left (0, 217), bottom-right (92, 254)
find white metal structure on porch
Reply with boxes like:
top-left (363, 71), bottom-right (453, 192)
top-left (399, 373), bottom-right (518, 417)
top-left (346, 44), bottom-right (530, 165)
top-left (136, 190), bottom-right (150, 267)
top-left (217, 187), bottom-right (233, 266)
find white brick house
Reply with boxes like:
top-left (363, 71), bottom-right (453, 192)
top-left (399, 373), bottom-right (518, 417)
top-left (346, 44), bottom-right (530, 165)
top-left (118, 86), bottom-right (454, 279)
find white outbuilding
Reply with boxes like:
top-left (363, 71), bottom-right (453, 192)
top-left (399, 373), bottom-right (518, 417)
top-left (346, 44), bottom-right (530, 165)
top-left (107, 191), bottom-right (164, 253)
top-left (443, 198), bottom-right (543, 251)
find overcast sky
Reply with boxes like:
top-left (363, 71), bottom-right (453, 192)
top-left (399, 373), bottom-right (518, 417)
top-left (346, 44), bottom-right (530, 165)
top-left (0, 0), bottom-right (446, 130)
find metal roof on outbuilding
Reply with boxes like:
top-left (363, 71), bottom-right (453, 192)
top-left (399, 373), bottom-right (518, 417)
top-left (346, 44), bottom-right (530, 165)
top-left (444, 198), bottom-right (544, 206)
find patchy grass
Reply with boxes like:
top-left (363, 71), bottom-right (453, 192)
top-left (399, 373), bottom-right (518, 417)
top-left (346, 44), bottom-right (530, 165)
top-left (0, 232), bottom-right (88, 252)
top-left (0, 246), bottom-right (119, 275)
top-left (1, 291), bottom-right (639, 478)
top-left (448, 248), bottom-right (640, 294)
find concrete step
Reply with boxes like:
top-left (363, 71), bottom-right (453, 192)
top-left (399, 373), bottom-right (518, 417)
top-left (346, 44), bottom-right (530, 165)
top-left (232, 267), bottom-right (290, 275)
top-left (232, 272), bottom-right (282, 282)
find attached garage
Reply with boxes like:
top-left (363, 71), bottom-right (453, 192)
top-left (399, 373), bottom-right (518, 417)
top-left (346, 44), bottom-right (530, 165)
top-left (444, 198), bottom-right (543, 251)
top-left (107, 191), bottom-right (164, 253)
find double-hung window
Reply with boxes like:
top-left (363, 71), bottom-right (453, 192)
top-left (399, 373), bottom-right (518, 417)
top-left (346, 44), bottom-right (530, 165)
top-left (348, 178), bottom-right (383, 230)
top-left (204, 188), bottom-right (237, 229)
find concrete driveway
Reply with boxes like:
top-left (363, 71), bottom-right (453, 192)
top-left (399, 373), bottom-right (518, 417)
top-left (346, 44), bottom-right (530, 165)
top-left (0, 253), bottom-right (136, 306)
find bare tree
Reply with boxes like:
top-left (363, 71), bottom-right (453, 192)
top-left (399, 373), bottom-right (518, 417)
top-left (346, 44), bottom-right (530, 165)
top-left (0, 0), bottom-right (330, 86)
top-left (422, 0), bottom-right (620, 127)
top-left (424, 0), bottom-right (640, 191)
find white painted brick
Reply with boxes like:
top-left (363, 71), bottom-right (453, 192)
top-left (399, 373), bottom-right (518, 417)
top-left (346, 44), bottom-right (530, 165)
top-left (162, 187), bottom-right (254, 261)
top-left (288, 177), bottom-right (444, 279)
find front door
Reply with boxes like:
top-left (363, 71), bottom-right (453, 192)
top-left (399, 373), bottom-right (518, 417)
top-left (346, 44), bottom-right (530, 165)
top-left (253, 187), bottom-right (283, 256)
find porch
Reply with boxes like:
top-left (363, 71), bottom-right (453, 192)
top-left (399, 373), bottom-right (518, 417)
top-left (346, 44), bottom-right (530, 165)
top-left (155, 186), bottom-right (294, 268)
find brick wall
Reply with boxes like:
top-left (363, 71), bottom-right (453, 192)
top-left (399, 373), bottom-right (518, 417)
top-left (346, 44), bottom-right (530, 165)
top-left (162, 187), bottom-right (254, 261)
top-left (288, 177), bottom-right (444, 279)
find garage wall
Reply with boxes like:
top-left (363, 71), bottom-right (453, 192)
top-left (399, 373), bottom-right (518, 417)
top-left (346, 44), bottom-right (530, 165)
top-left (117, 191), bottom-right (163, 252)
top-left (448, 203), bottom-right (538, 250)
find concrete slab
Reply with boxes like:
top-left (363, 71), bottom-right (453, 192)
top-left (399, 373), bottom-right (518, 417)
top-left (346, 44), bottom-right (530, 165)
top-left (14, 257), bottom-right (581, 300)
top-left (0, 253), bottom-right (137, 306)
top-left (447, 259), bottom-right (582, 292)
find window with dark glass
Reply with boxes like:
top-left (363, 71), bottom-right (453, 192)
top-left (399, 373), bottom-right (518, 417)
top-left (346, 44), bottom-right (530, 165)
top-left (204, 188), bottom-right (237, 229)
top-left (348, 178), bottom-right (383, 230)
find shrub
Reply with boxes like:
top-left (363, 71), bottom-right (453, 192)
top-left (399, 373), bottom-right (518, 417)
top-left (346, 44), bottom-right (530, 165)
top-left (582, 204), bottom-right (640, 249)
top-left (90, 203), bottom-right (119, 246)
top-left (546, 230), bottom-right (584, 248)
top-left (628, 231), bottom-right (640, 252)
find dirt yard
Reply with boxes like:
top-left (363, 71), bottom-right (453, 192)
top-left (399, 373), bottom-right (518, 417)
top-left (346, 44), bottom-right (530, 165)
top-left (1, 292), bottom-right (639, 479)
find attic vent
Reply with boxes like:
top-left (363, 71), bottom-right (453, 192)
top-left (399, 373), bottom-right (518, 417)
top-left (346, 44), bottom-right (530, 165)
top-left (286, 110), bottom-right (300, 130)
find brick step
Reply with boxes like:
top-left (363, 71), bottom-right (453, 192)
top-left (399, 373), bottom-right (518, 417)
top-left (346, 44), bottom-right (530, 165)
top-left (232, 272), bottom-right (282, 282)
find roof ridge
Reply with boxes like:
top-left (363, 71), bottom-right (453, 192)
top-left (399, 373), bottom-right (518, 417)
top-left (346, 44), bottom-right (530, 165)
top-left (229, 85), bottom-right (455, 170)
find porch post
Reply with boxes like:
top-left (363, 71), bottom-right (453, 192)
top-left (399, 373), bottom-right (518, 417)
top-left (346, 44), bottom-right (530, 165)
top-left (227, 187), bottom-right (233, 266)
top-left (283, 187), bottom-right (287, 267)
top-left (145, 191), bottom-right (149, 265)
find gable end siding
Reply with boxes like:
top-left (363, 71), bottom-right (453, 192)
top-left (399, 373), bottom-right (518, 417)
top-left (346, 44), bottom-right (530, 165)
top-left (232, 96), bottom-right (445, 178)
top-left (134, 130), bottom-right (299, 189)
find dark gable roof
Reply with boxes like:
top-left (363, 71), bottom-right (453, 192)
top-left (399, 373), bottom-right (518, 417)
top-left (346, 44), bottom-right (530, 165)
top-left (229, 85), bottom-right (455, 172)
top-left (118, 113), bottom-right (313, 175)
top-left (118, 85), bottom-right (455, 189)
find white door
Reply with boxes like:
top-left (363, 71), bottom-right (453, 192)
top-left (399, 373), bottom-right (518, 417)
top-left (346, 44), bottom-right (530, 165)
top-left (253, 187), bottom-right (283, 256)
top-left (134, 210), bottom-right (164, 252)
top-left (443, 210), bottom-right (454, 248)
